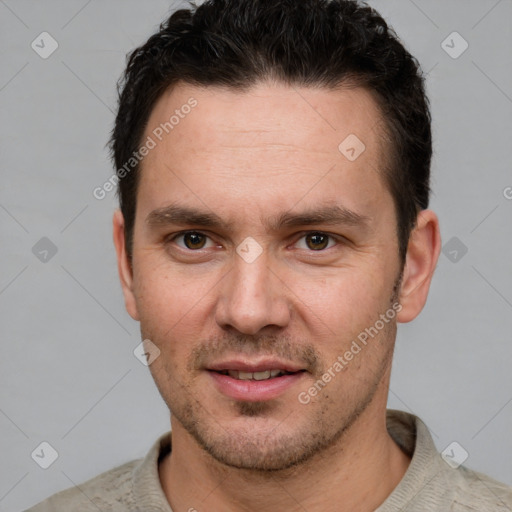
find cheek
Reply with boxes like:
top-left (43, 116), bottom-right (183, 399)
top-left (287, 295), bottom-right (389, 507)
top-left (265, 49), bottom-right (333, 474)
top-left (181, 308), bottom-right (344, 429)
top-left (291, 267), bottom-right (387, 335)
top-left (132, 262), bottom-right (218, 357)
top-left (133, 260), bottom-right (202, 321)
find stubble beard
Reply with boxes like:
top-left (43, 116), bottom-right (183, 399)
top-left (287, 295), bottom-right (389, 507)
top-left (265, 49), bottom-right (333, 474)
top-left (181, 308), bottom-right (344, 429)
top-left (151, 272), bottom-right (402, 473)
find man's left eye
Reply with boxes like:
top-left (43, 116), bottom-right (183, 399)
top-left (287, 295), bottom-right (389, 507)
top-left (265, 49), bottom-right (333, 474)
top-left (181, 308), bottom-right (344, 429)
top-left (295, 232), bottom-right (337, 251)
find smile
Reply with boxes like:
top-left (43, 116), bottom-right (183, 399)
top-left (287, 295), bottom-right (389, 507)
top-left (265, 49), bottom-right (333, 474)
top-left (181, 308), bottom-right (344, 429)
top-left (217, 369), bottom-right (297, 381)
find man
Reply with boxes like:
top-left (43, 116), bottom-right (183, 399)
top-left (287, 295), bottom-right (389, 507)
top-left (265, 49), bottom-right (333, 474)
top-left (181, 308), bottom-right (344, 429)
top-left (27, 0), bottom-right (511, 510)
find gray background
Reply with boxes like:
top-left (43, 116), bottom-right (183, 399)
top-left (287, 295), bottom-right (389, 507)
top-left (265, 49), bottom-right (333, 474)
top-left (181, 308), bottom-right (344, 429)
top-left (1, 0), bottom-right (511, 509)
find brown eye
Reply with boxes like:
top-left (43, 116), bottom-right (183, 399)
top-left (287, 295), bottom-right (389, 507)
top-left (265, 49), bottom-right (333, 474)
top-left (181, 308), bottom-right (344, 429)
top-left (182, 232), bottom-right (207, 249)
top-left (169, 231), bottom-right (211, 250)
top-left (304, 232), bottom-right (330, 251)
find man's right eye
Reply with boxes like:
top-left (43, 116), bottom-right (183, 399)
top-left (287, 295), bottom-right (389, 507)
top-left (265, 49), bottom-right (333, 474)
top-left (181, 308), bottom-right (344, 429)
top-left (168, 231), bottom-right (216, 250)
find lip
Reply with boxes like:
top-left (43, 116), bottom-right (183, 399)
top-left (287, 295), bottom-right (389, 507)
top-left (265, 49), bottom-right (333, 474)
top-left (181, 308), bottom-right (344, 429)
top-left (206, 358), bottom-right (308, 401)
top-left (206, 358), bottom-right (305, 373)
top-left (207, 370), bottom-right (306, 402)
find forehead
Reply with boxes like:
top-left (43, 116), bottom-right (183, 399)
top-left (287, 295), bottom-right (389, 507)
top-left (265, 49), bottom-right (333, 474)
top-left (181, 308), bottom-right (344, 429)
top-left (146, 80), bottom-right (386, 154)
top-left (137, 81), bottom-right (392, 222)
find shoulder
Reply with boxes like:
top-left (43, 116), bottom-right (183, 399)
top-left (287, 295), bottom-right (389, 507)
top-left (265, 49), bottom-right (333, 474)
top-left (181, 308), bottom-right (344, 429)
top-left (24, 458), bottom-right (141, 512)
top-left (383, 410), bottom-right (512, 512)
top-left (446, 464), bottom-right (512, 511)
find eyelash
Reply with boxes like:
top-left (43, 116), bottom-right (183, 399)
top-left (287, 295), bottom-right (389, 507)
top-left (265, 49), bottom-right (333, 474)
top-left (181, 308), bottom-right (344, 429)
top-left (166, 230), bottom-right (343, 253)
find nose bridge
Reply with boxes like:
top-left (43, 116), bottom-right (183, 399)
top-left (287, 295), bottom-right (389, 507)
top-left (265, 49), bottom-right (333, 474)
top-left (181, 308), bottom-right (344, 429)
top-left (215, 245), bottom-right (290, 334)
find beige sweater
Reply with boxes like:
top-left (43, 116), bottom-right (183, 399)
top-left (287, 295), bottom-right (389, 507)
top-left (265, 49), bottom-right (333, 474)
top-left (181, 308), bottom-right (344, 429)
top-left (25, 410), bottom-right (512, 511)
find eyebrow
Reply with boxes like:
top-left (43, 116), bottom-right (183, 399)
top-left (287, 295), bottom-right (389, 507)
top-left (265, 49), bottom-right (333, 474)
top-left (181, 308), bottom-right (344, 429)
top-left (146, 203), bottom-right (370, 232)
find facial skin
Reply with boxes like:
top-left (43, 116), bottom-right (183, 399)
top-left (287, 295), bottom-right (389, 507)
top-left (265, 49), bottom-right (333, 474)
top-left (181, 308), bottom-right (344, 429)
top-left (113, 81), bottom-right (441, 511)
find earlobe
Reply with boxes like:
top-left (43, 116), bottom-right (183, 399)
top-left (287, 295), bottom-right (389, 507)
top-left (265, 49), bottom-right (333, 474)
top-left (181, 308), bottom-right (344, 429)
top-left (396, 209), bottom-right (441, 323)
top-left (112, 209), bottom-right (140, 321)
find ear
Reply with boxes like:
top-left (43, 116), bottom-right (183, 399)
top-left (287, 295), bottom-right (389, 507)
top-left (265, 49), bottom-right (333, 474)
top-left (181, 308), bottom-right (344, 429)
top-left (112, 209), bottom-right (140, 321)
top-left (396, 209), bottom-right (441, 323)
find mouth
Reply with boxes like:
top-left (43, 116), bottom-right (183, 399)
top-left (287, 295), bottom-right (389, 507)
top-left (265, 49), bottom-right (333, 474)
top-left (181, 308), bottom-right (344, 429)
top-left (215, 369), bottom-right (302, 381)
top-left (206, 360), bottom-right (307, 401)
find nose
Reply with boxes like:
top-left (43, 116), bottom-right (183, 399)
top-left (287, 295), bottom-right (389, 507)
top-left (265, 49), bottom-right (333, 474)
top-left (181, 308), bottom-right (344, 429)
top-left (214, 249), bottom-right (291, 335)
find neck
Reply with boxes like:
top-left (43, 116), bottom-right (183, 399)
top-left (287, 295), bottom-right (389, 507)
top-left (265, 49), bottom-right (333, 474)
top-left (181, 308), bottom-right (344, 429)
top-left (159, 399), bottom-right (411, 512)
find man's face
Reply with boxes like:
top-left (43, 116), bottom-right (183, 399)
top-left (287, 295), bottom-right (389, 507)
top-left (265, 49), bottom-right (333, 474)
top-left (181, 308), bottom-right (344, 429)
top-left (123, 82), bottom-right (405, 471)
